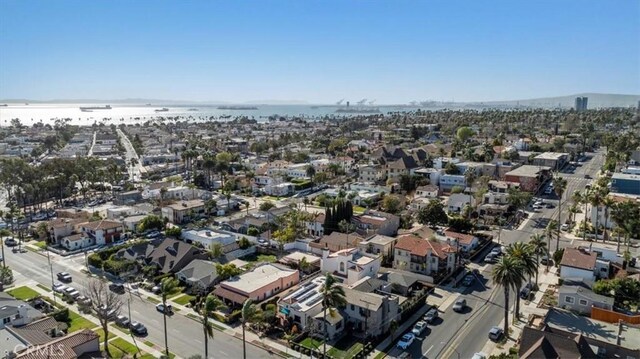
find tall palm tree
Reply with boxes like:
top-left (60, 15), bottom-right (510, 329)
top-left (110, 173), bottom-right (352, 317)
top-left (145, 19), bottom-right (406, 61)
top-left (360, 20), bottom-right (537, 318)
top-left (493, 256), bottom-right (525, 335)
top-left (601, 196), bottom-right (615, 242)
top-left (241, 299), bottom-right (261, 359)
top-left (588, 189), bottom-right (604, 243)
top-left (160, 277), bottom-right (179, 357)
top-left (319, 273), bottom-right (347, 358)
top-left (552, 176), bottom-right (567, 251)
top-left (199, 295), bottom-right (225, 359)
top-left (505, 243), bottom-right (537, 319)
top-left (528, 234), bottom-right (546, 288)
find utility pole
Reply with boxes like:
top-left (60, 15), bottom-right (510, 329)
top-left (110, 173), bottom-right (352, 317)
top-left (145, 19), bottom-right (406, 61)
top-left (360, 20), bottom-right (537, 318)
top-left (46, 249), bottom-right (56, 305)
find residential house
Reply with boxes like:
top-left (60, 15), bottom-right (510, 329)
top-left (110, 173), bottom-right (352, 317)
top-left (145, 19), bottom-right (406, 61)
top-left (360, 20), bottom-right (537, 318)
top-left (176, 259), bottom-right (220, 292)
top-left (393, 234), bottom-right (456, 278)
top-left (114, 190), bottom-right (143, 205)
top-left (320, 247), bottom-right (381, 285)
top-left (386, 156), bottom-right (419, 180)
top-left (309, 232), bottom-right (365, 254)
top-left (413, 168), bottom-right (441, 187)
top-left (446, 193), bottom-right (474, 214)
top-left (213, 263), bottom-right (299, 305)
top-left (279, 252), bottom-right (321, 272)
top-left (277, 276), bottom-right (326, 330)
top-left (335, 284), bottom-right (399, 338)
top-left (115, 238), bottom-right (207, 274)
top-left (415, 185), bottom-right (439, 198)
top-left (60, 233), bottom-right (93, 251)
top-left (443, 230), bottom-right (480, 253)
top-left (181, 228), bottom-right (238, 252)
top-left (12, 329), bottom-right (100, 359)
top-left (351, 210), bottom-right (399, 237)
top-left (46, 218), bottom-right (85, 244)
top-left (559, 248), bottom-right (599, 282)
top-left (358, 165), bottom-right (385, 183)
top-left (304, 212), bottom-right (325, 238)
top-left (433, 157), bottom-right (460, 170)
top-left (78, 220), bottom-right (125, 246)
top-left (438, 174), bottom-right (466, 192)
top-left (505, 165), bottom-right (552, 193)
top-left (358, 234), bottom-right (396, 257)
top-left (0, 294), bottom-right (42, 329)
top-left (263, 182), bottom-right (295, 197)
top-left (161, 199), bottom-right (206, 224)
top-left (558, 280), bottom-right (614, 315)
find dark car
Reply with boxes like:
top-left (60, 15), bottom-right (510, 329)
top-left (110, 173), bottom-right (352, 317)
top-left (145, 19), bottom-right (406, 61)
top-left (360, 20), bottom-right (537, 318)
top-left (57, 272), bottom-right (72, 283)
top-left (156, 303), bottom-right (173, 315)
top-left (424, 307), bottom-right (438, 323)
top-left (115, 315), bottom-right (131, 328)
top-left (520, 283), bottom-right (533, 300)
top-left (109, 283), bottom-right (125, 294)
top-left (4, 237), bottom-right (17, 246)
top-left (130, 321), bottom-right (148, 336)
top-left (489, 326), bottom-right (504, 341)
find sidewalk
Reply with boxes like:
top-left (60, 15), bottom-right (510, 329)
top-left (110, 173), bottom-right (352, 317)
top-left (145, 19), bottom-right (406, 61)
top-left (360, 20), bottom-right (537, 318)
top-left (480, 266), bottom-right (558, 357)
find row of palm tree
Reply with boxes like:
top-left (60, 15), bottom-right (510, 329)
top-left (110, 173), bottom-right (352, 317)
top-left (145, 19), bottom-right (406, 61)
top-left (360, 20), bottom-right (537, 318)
top-left (492, 236), bottom-right (546, 336)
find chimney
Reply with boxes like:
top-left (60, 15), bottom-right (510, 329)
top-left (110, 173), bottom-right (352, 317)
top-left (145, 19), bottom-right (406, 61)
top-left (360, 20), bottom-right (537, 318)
top-left (322, 243), bottom-right (329, 259)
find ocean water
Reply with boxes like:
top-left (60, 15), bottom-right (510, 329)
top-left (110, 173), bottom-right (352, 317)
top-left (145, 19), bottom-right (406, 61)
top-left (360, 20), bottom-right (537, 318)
top-left (0, 103), bottom-right (423, 126)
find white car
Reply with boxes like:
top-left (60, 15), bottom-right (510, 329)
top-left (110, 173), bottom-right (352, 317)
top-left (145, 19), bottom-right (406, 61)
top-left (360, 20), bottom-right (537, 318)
top-left (472, 353), bottom-right (487, 359)
top-left (411, 321), bottom-right (427, 336)
top-left (53, 283), bottom-right (67, 293)
top-left (561, 223), bottom-right (569, 231)
top-left (396, 333), bottom-right (415, 350)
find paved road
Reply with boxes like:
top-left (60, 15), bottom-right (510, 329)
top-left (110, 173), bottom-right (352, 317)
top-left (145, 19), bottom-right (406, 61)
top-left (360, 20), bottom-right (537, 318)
top-left (4, 248), bottom-right (273, 359)
top-left (116, 128), bottom-right (143, 181)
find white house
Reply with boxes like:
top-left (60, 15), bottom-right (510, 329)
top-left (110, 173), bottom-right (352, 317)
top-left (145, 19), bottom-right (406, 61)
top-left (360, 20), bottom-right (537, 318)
top-left (181, 229), bottom-right (238, 251)
top-left (446, 193), bottom-right (474, 213)
top-left (263, 182), bottom-right (295, 197)
top-left (439, 174), bottom-right (466, 192)
top-left (559, 248), bottom-right (597, 282)
top-left (277, 276), bottom-right (325, 330)
top-left (415, 185), bottom-right (439, 199)
top-left (321, 247), bottom-right (381, 286)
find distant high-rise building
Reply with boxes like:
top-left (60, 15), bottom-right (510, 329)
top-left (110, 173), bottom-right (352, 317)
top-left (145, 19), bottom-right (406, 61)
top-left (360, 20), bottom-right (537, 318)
top-left (574, 96), bottom-right (588, 111)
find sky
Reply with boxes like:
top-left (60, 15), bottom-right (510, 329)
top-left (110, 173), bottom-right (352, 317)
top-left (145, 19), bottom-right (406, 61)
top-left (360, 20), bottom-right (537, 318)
top-left (0, 0), bottom-right (639, 103)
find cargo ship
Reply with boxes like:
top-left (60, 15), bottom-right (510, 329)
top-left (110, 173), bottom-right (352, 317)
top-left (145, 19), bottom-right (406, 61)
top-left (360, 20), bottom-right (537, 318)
top-left (79, 105), bottom-right (112, 111)
top-left (217, 106), bottom-right (258, 110)
top-left (335, 107), bottom-right (380, 114)
top-left (155, 108), bottom-right (169, 112)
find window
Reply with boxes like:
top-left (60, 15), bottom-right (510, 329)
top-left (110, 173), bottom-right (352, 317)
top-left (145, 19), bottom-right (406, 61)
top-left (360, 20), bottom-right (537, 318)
top-left (339, 262), bottom-right (345, 272)
top-left (3, 317), bottom-right (9, 324)
top-left (564, 296), bottom-right (575, 304)
top-left (351, 304), bottom-right (355, 310)
top-left (579, 299), bottom-right (588, 306)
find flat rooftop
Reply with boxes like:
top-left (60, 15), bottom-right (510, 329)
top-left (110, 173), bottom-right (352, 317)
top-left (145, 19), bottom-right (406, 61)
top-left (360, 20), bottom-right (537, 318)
top-left (281, 276), bottom-right (325, 312)
top-left (534, 152), bottom-right (569, 160)
top-left (505, 165), bottom-right (552, 178)
top-left (223, 264), bottom-right (297, 294)
top-left (612, 172), bottom-right (640, 180)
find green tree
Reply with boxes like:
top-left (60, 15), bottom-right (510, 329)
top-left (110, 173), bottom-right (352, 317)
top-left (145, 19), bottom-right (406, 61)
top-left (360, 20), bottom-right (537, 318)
top-left (493, 256), bottom-right (525, 334)
top-left (165, 227), bottom-right (182, 239)
top-left (259, 201), bottom-right (275, 212)
top-left (417, 200), bottom-right (449, 227)
top-left (198, 295), bottom-right (226, 358)
top-left (215, 263), bottom-right (242, 280)
top-left (505, 243), bottom-right (537, 319)
top-left (160, 277), bottom-right (180, 357)
top-left (382, 195), bottom-right (402, 214)
top-left (456, 126), bottom-right (475, 142)
top-left (319, 273), bottom-right (347, 358)
top-left (137, 215), bottom-right (164, 232)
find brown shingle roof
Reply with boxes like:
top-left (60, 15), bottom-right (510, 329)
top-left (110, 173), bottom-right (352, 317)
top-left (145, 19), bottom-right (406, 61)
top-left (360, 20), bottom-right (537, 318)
top-left (560, 248), bottom-right (597, 271)
top-left (80, 220), bottom-right (123, 231)
top-left (16, 329), bottom-right (99, 359)
top-left (9, 317), bottom-right (59, 345)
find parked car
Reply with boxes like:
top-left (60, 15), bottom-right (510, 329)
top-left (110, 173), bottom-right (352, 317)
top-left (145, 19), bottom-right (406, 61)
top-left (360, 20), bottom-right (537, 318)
top-left (115, 315), bottom-right (131, 328)
top-left (490, 247), bottom-right (502, 257)
top-left (156, 303), bottom-right (173, 315)
top-left (130, 321), bottom-right (148, 336)
top-left (453, 298), bottom-right (467, 312)
top-left (424, 307), bottom-right (438, 323)
top-left (396, 333), bottom-right (415, 350)
top-left (76, 295), bottom-right (92, 306)
top-left (4, 237), bottom-right (17, 246)
top-left (109, 283), bottom-right (125, 294)
top-left (488, 326), bottom-right (504, 341)
top-left (57, 272), bottom-right (72, 283)
top-left (53, 283), bottom-right (67, 293)
top-left (146, 231), bottom-right (160, 239)
top-left (151, 286), bottom-right (162, 294)
top-left (540, 256), bottom-right (552, 265)
top-left (484, 253), bottom-right (497, 263)
top-left (520, 283), bottom-right (533, 300)
top-left (411, 321), bottom-right (427, 336)
top-left (472, 353), bottom-right (487, 359)
top-left (97, 305), bottom-right (117, 320)
top-left (560, 223), bottom-right (569, 231)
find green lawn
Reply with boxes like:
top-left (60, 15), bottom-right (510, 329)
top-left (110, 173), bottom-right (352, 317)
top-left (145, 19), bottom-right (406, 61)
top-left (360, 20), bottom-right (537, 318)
top-left (7, 286), bottom-right (40, 301)
top-left (166, 287), bottom-right (186, 299)
top-left (328, 342), bottom-right (363, 359)
top-left (36, 283), bottom-right (50, 292)
top-left (111, 324), bottom-right (131, 335)
top-left (139, 354), bottom-right (156, 359)
top-left (106, 343), bottom-right (126, 359)
top-left (143, 340), bottom-right (155, 348)
top-left (353, 205), bottom-right (367, 214)
top-left (242, 253), bottom-right (277, 263)
top-left (173, 294), bottom-right (195, 306)
top-left (34, 240), bottom-right (48, 249)
top-left (300, 337), bottom-right (323, 350)
top-left (68, 311), bottom-right (98, 332)
top-left (110, 337), bottom-right (141, 355)
top-left (95, 328), bottom-right (115, 342)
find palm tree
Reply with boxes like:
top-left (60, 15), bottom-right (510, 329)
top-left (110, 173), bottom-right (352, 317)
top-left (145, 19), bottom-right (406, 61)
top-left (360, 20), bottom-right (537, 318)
top-left (241, 299), bottom-right (261, 359)
top-left (552, 175), bottom-right (567, 251)
top-left (0, 229), bottom-right (10, 268)
top-left (601, 196), bottom-right (615, 242)
top-left (319, 273), bottom-right (347, 358)
top-left (528, 234), bottom-right (546, 288)
top-left (588, 189), bottom-right (604, 243)
top-left (199, 295), bottom-right (225, 359)
top-left (160, 277), bottom-right (179, 357)
top-left (505, 243), bottom-right (537, 319)
top-left (493, 256), bottom-right (525, 335)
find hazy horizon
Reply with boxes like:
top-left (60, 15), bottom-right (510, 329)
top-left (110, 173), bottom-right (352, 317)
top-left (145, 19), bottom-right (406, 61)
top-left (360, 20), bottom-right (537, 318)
top-left (1, 0), bottom-right (639, 103)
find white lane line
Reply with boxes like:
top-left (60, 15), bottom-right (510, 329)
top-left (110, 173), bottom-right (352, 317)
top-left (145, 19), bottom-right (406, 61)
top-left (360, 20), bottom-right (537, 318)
top-left (424, 344), bottom-right (434, 355)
